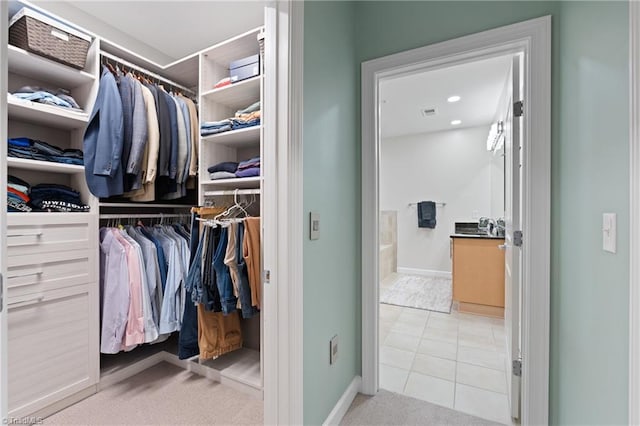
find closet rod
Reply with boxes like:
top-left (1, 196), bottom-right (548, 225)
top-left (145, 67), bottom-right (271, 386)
top-left (204, 189), bottom-right (261, 197)
top-left (99, 202), bottom-right (193, 209)
top-left (99, 213), bottom-right (188, 219)
top-left (408, 201), bottom-right (447, 207)
top-left (100, 51), bottom-right (196, 96)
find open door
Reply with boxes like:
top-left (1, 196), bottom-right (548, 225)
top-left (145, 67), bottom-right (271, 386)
top-left (0, 0), bottom-right (8, 420)
top-left (504, 54), bottom-right (524, 420)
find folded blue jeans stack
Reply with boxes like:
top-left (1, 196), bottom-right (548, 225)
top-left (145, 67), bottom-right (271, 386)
top-left (8, 137), bottom-right (84, 165)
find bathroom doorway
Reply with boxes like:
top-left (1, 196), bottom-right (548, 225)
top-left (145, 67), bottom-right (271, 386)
top-left (361, 17), bottom-right (551, 426)
top-left (376, 54), bottom-right (515, 424)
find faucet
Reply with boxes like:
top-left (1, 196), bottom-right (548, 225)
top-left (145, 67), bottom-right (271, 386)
top-left (486, 218), bottom-right (497, 236)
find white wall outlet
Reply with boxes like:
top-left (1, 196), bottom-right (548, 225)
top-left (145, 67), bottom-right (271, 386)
top-left (310, 212), bottom-right (320, 240)
top-left (330, 335), bottom-right (338, 365)
top-left (603, 213), bottom-right (617, 253)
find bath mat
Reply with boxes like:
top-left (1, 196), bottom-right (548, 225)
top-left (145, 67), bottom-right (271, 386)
top-left (381, 274), bottom-right (452, 313)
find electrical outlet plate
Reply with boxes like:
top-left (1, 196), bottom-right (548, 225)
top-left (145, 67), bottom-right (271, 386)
top-left (330, 335), bottom-right (338, 365)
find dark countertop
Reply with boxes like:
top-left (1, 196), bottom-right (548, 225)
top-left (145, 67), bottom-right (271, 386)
top-left (450, 233), bottom-right (505, 240)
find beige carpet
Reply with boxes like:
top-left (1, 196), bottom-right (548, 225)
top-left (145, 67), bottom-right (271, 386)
top-left (341, 390), bottom-right (504, 425)
top-left (45, 362), bottom-right (263, 425)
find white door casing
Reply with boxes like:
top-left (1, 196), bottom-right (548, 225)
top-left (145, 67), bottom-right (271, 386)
top-left (504, 53), bottom-right (524, 420)
top-left (361, 17), bottom-right (551, 426)
top-left (0, 0), bottom-right (8, 421)
top-left (629, 2), bottom-right (640, 425)
top-left (263, 1), bottom-right (305, 424)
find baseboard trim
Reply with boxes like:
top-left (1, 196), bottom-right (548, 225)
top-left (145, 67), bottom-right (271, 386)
top-left (397, 267), bottom-right (451, 278)
top-left (322, 375), bottom-right (362, 426)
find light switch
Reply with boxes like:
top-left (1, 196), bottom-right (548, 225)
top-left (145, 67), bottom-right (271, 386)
top-left (310, 212), bottom-right (320, 240)
top-left (603, 213), bottom-right (616, 253)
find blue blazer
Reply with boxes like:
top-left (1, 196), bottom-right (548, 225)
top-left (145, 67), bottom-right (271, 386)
top-left (83, 66), bottom-right (124, 198)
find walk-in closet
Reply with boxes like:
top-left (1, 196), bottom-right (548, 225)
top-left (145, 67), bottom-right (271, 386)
top-left (0, 0), bottom-right (274, 421)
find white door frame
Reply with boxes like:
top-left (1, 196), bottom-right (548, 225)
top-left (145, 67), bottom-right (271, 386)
top-left (361, 17), bottom-right (551, 425)
top-left (629, 3), bottom-right (640, 425)
top-left (263, 1), bottom-right (304, 424)
top-left (0, 0), bottom-right (7, 421)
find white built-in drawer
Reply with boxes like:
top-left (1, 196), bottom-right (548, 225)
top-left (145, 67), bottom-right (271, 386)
top-left (8, 284), bottom-right (97, 417)
top-left (6, 249), bottom-right (91, 302)
top-left (7, 215), bottom-right (91, 256)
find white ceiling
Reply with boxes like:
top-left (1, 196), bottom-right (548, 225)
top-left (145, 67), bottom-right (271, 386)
top-left (380, 55), bottom-right (512, 139)
top-left (64, 1), bottom-right (265, 62)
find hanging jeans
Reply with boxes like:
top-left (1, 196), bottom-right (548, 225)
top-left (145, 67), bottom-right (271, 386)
top-left (236, 221), bottom-right (257, 318)
top-left (213, 226), bottom-right (237, 314)
top-left (202, 227), bottom-right (222, 312)
top-left (179, 213), bottom-right (200, 359)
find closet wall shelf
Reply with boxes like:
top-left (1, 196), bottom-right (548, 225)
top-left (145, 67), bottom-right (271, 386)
top-left (201, 75), bottom-right (261, 110)
top-left (201, 26), bottom-right (263, 67)
top-left (7, 211), bottom-right (92, 219)
top-left (204, 188), bottom-right (261, 197)
top-left (202, 126), bottom-right (261, 148)
top-left (8, 95), bottom-right (89, 129)
top-left (8, 44), bottom-right (96, 88)
top-left (200, 177), bottom-right (261, 189)
top-left (7, 157), bottom-right (85, 174)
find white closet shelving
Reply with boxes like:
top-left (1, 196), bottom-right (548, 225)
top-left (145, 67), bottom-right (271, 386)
top-left (4, 1), bottom-right (100, 418)
top-left (197, 25), bottom-right (264, 395)
top-left (3, 1), bottom-right (269, 420)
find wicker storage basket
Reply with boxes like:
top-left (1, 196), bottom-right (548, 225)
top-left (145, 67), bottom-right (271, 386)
top-left (9, 8), bottom-right (91, 70)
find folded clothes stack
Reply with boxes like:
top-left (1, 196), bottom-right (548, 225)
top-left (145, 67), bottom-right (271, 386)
top-left (29, 184), bottom-right (90, 212)
top-left (8, 137), bottom-right (84, 165)
top-left (200, 119), bottom-right (232, 136)
top-left (7, 175), bottom-right (32, 212)
top-left (200, 101), bottom-right (261, 136)
top-left (206, 156), bottom-right (261, 180)
top-left (207, 161), bottom-right (238, 180)
top-left (11, 86), bottom-right (82, 111)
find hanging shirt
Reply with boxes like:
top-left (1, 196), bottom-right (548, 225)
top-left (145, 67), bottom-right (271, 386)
top-left (99, 228), bottom-right (130, 354)
top-left (112, 229), bottom-right (145, 348)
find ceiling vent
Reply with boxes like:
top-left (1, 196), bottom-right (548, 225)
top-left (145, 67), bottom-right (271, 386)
top-left (421, 108), bottom-right (436, 117)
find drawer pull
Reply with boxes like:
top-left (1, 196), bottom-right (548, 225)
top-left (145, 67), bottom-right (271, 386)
top-left (8, 231), bottom-right (43, 237)
top-left (8, 295), bottom-right (44, 308)
top-left (8, 270), bottom-right (43, 279)
top-left (498, 244), bottom-right (508, 250)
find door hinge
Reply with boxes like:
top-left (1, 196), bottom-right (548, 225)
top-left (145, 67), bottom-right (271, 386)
top-left (512, 359), bottom-right (522, 377)
top-left (263, 269), bottom-right (271, 284)
top-left (0, 273), bottom-right (3, 313)
top-left (514, 230), bottom-right (523, 247)
top-left (514, 100), bottom-right (524, 117)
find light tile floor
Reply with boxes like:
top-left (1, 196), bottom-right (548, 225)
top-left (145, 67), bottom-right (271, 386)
top-left (379, 274), bottom-right (511, 425)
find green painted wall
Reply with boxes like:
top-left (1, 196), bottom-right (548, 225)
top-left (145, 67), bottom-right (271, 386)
top-left (551, 2), bottom-right (629, 424)
top-left (303, 2), bottom-right (360, 425)
top-left (303, 1), bottom-right (629, 424)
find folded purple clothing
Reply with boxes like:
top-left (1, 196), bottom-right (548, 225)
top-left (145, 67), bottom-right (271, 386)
top-left (235, 167), bottom-right (260, 178)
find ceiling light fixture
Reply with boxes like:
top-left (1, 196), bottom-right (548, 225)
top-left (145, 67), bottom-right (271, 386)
top-left (447, 95), bottom-right (461, 103)
top-left (451, 119), bottom-right (462, 125)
